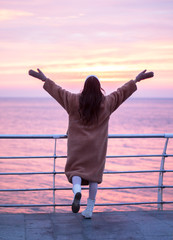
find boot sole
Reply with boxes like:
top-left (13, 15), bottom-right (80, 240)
top-left (81, 212), bottom-right (92, 219)
top-left (72, 192), bottom-right (81, 213)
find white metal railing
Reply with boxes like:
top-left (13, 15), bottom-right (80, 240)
top-left (0, 133), bottom-right (173, 211)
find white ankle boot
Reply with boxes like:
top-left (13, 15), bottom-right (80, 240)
top-left (81, 198), bottom-right (95, 219)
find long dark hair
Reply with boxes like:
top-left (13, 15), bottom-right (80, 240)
top-left (79, 76), bottom-right (104, 124)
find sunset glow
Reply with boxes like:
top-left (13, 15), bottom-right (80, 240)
top-left (0, 0), bottom-right (173, 97)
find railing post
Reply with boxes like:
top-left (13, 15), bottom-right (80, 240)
top-left (157, 138), bottom-right (169, 210)
top-left (53, 138), bottom-right (57, 212)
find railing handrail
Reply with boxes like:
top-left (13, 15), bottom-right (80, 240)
top-left (0, 133), bottom-right (173, 211)
top-left (0, 133), bottom-right (173, 139)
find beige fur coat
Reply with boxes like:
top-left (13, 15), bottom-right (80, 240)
top-left (43, 79), bottom-right (137, 185)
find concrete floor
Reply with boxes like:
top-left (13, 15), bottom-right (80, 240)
top-left (0, 211), bottom-right (173, 240)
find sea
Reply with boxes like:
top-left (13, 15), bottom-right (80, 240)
top-left (0, 97), bottom-right (173, 213)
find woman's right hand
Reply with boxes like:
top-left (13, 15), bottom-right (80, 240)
top-left (135, 70), bottom-right (154, 83)
top-left (28, 68), bottom-right (47, 81)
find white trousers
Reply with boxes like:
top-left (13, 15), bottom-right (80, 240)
top-left (72, 176), bottom-right (98, 200)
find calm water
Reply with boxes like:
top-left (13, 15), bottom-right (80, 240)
top-left (0, 97), bottom-right (173, 213)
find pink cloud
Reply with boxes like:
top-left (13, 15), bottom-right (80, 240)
top-left (0, 9), bottom-right (33, 21)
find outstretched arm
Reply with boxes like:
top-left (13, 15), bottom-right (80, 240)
top-left (28, 68), bottom-right (73, 113)
top-left (107, 70), bottom-right (154, 113)
top-left (134, 70), bottom-right (154, 83)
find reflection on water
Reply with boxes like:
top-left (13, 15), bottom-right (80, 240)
top-left (0, 98), bottom-right (173, 213)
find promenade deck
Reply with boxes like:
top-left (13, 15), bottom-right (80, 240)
top-left (0, 210), bottom-right (172, 240)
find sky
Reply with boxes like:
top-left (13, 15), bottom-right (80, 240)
top-left (0, 0), bottom-right (173, 98)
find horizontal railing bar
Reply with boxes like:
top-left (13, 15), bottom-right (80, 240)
top-left (0, 201), bottom-right (173, 208)
top-left (109, 154), bottom-right (171, 158)
top-left (0, 156), bottom-right (66, 159)
top-left (97, 186), bottom-right (173, 190)
top-left (108, 134), bottom-right (173, 138)
top-left (1, 170), bottom-right (173, 176)
top-left (106, 154), bottom-right (168, 158)
top-left (104, 170), bottom-right (173, 174)
top-left (1, 154), bottom-right (173, 160)
top-left (95, 201), bottom-right (173, 206)
top-left (1, 185), bottom-right (173, 192)
top-left (0, 204), bottom-right (59, 207)
top-left (0, 134), bottom-right (67, 139)
top-left (0, 172), bottom-right (56, 175)
top-left (0, 188), bottom-right (54, 192)
top-left (0, 133), bottom-right (173, 139)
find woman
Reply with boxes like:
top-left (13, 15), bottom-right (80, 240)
top-left (29, 69), bottom-right (154, 218)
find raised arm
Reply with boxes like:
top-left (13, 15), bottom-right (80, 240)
top-left (107, 69), bottom-right (154, 113)
top-left (28, 68), bottom-right (73, 113)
